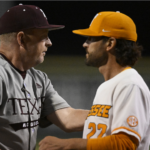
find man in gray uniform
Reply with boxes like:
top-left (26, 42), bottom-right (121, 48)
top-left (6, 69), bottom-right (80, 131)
top-left (0, 4), bottom-right (89, 150)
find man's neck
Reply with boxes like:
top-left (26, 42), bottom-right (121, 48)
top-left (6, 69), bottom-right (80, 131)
top-left (0, 53), bottom-right (27, 79)
top-left (0, 50), bottom-right (29, 71)
top-left (99, 65), bottom-right (128, 81)
top-left (98, 57), bottom-right (130, 81)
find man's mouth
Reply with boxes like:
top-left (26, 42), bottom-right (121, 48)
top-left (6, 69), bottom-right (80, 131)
top-left (43, 50), bottom-right (47, 53)
top-left (42, 51), bottom-right (47, 56)
top-left (85, 49), bottom-right (89, 54)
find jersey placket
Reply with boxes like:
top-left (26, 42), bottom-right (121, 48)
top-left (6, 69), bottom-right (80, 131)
top-left (22, 82), bottom-right (32, 150)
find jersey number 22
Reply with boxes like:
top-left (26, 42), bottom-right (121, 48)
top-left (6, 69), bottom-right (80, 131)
top-left (87, 123), bottom-right (107, 139)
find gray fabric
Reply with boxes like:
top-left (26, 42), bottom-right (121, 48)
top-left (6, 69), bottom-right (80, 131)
top-left (0, 55), bottom-right (70, 150)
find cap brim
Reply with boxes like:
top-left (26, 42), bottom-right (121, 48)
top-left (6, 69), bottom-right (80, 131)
top-left (37, 24), bottom-right (65, 31)
top-left (48, 24), bottom-right (65, 31)
top-left (72, 28), bottom-right (98, 36)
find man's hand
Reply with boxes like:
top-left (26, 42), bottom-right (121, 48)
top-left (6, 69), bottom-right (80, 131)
top-left (39, 136), bottom-right (65, 150)
top-left (39, 136), bottom-right (87, 150)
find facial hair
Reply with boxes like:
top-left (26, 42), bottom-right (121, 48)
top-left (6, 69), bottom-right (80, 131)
top-left (85, 49), bottom-right (108, 68)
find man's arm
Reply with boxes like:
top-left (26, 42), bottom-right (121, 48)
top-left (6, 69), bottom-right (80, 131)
top-left (39, 132), bottom-right (138, 150)
top-left (47, 107), bottom-right (89, 132)
top-left (39, 137), bottom-right (87, 150)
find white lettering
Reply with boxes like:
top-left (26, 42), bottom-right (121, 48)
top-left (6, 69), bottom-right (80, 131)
top-left (40, 9), bottom-right (47, 20)
top-left (23, 123), bottom-right (26, 128)
top-left (31, 122), bottom-right (33, 127)
top-left (36, 121), bottom-right (38, 125)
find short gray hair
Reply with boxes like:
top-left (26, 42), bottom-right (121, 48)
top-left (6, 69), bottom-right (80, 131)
top-left (0, 32), bottom-right (17, 44)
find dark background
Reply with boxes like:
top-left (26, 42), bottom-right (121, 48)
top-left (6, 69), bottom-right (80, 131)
top-left (0, 1), bottom-right (150, 56)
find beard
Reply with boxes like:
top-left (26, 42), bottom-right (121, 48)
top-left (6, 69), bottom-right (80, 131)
top-left (85, 50), bottom-right (108, 68)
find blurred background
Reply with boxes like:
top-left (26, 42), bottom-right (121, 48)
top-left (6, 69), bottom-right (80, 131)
top-left (0, 1), bottom-right (150, 149)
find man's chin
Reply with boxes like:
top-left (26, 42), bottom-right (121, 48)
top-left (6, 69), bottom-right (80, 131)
top-left (85, 59), bottom-right (99, 68)
top-left (85, 62), bottom-right (98, 68)
top-left (35, 58), bottom-right (44, 66)
top-left (39, 59), bottom-right (44, 64)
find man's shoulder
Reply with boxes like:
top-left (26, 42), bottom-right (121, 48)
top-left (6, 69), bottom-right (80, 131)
top-left (28, 67), bottom-right (46, 75)
top-left (116, 68), bottom-right (149, 93)
top-left (0, 56), bottom-right (11, 79)
top-left (0, 55), bottom-right (9, 68)
top-left (28, 67), bottom-right (49, 81)
top-left (121, 69), bottom-right (145, 85)
top-left (102, 68), bottom-right (139, 87)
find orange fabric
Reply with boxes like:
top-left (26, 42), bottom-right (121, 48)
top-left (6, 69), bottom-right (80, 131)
top-left (73, 12), bottom-right (137, 42)
top-left (87, 133), bottom-right (138, 150)
top-left (112, 126), bottom-right (141, 141)
top-left (123, 67), bottom-right (131, 71)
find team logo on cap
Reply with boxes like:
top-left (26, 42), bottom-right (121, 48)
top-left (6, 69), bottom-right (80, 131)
top-left (127, 116), bottom-right (138, 127)
top-left (102, 29), bottom-right (110, 32)
top-left (40, 9), bottom-right (47, 20)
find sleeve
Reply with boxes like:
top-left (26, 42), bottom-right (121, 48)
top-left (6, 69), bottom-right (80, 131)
top-left (39, 73), bottom-right (70, 127)
top-left (111, 84), bottom-right (148, 143)
top-left (87, 133), bottom-right (137, 150)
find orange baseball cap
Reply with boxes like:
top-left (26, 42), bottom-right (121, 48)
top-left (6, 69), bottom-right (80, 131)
top-left (72, 11), bottom-right (137, 42)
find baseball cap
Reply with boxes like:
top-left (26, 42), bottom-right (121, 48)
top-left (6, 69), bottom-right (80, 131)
top-left (72, 11), bottom-right (137, 42)
top-left (0, 4), bottom-right (65, 35)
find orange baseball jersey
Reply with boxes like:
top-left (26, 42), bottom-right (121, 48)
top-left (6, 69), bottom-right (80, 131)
top-left (83, 68), bottom-right (150, 150)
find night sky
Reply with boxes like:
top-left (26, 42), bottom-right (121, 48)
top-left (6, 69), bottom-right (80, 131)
top-left (2, 1), bottom-right (150, 56)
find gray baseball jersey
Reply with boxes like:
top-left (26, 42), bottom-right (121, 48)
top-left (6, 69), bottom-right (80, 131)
top-left (0, 54), bottom-right (70, 150)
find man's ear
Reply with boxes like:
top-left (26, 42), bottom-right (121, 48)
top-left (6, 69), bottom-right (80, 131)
top-left (106, 37), bottom-right (116, 52)
top-left (16, 31), bottom-right (25, 47)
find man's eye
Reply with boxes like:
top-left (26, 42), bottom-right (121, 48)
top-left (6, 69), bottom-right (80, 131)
top-left (92, 38), bottom-right (95, 41)
top-left (91, 37), bottom-right (96, 42)
top-left (41, 36), bottom-right (48, 40)
top-left (88, 37), bottom-right (93, 41)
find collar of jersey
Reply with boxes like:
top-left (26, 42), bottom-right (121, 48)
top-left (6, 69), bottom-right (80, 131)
top-left (0, 53), bottom-right (26, 79)
top-left (123, 67), bottom-right (132, 71)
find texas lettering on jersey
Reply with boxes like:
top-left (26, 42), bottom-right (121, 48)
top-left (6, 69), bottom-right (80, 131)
top-left (7, 97), bottom-right (45, 115)
top-left (7, 96), bottom-right (45, 131)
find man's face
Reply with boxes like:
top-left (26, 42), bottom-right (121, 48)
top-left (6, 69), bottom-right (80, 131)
top-left (23, 28), bottom-right (52, 67)
top-left (83, 36), bottom-right (108, 68)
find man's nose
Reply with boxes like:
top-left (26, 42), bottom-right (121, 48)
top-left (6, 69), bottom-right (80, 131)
top-left (46, 38), bottom-right (52, 47)
top-left (83, 41), bottom-right (89, 48)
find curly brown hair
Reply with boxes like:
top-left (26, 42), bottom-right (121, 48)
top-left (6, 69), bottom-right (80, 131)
top-left (101, 36), bottom-right (143, 67)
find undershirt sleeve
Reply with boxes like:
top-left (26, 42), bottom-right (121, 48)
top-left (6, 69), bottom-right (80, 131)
top-left (87, 133), bottom-right (138, 150)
